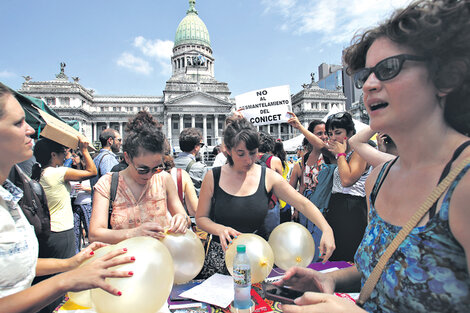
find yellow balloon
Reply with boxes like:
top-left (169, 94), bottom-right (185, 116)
top-left (268, 222), bottom-right (315, 271)
top-left (161, 229), bottom-right (205, 284)
top-left (68, 245), bottom-right (114, 308)
top-left (91, 237), bottom-right (174, 313)
top-left (225, 234), bottom-right (274, 284)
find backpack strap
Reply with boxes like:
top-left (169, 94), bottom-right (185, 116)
top-left (95, 151), bottom-right (113, 177)
top-left (186, 159), bottom-right (196, 173)
top-left (108, 172), bottom-right (119, 229)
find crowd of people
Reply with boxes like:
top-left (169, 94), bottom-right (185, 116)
top-left (0, 0), bottom-right (469, 312)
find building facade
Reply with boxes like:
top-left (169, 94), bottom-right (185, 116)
top-left (18, 0), bottom-right (348, 151)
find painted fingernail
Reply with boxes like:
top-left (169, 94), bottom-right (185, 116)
top-left (117, 291), bottom-right (122, 296)
top-left (128, 271), bottom-right (134, 276)
top-left (225, 246), bottom-right (228, 249)
top-left (123, 248), bottom-right (128, 252)
top-left (234, 236), bottom-right (238, 238)
top-left (90, 251), bottom-right (95, 256)
top-left (130, 256), bottom-right (136, 261)
top-left (230, 241), bottom-right (233, 244)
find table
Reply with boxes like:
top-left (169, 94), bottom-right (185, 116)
top-left (57, 261), bottom-right (355, 313)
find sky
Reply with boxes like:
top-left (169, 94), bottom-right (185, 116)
top-left (1, 0), bottom-right (412, 98)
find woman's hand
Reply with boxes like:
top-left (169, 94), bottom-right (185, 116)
top-left (282, 292), bottom-right (365, 313)
top-left (168, 213), bottom-right (189, 234)
top-left (129, 222), bottom-right (166, 240)
top-left (218, 227), bottom-right (241, 252)
top-left (318, 228), bottom-right (336, 263)
top-left (287, 112), bottom-right (302, 129)
top-left (66, 242), bottom-right (109, 270)
top-left (77, 135), bottom-right (90, 152)
top-left (274, 266), bottom-right (335, 294)
top-left (63, 248), bottom-right (135, 296)
top-left (328, 139), bottom-right (347, 156)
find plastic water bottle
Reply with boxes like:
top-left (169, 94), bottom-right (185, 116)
top-left (233, 244), bottom-right (252, 309)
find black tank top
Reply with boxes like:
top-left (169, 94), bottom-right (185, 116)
top-left (211, 166), bottom-right (271, 236)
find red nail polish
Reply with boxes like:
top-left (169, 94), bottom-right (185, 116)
top-left (89, 251), bottom-right (94, 256)
top-left (117, 291), bottom-right (122, 296)
top-left (130, 256), bottom-right (136, 261)
top-left (128, 271), bottom-right (134, 276)
top-left (123, 248), bottom-right (128, 252)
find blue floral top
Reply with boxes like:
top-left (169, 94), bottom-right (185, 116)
top-left (355, 162), bottom-right (470, 313)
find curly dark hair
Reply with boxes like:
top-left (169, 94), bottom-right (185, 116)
top-left (223, 117), bottom-right (259, 166)
top-left (343, 0), bottom-right (470, 135)
top-left (179, 128), bottom-right (202, 153)
top-left (258, 131), bottom-right (275, 153)
top-left (123, 111), bottom-right (165, 159)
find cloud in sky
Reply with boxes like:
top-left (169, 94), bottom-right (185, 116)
top-left (117, 52), bottom-right (153, 75)
top-left (117, 36), bottom-right (173, 76)
top-left (261, 0), bottom-right (412, 44)
top-left (133, 36), bottom-right (174, 76)
top-left (0, 70), bottom-right (16, 78)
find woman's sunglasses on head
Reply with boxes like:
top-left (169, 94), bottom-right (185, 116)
top-left (354, 54), bottom-right (426, 89)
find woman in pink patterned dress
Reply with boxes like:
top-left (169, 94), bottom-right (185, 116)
top-left (89, 111), bottom-right (189, 244)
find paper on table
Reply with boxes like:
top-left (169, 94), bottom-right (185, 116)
top-left (180, 273), bottom-right (234, 308)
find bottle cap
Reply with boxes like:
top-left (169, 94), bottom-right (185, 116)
top-left (236, 244), bottom-right (246, 253)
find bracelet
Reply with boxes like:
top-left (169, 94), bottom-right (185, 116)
top-left (336, 153), bottom-right (347, 159)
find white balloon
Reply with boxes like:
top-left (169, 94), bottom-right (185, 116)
top-left (91, 237), bottom-right (174, 313)
top-left (225, 234), bottom-right (274, 284)
top-left (161, 229), bottom-right (205, 284)
top-left (268, 222), bottom-right (315, 271)
top-left (68, 245), bottom-right (114, 308)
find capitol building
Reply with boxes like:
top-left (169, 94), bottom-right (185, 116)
top-left (18, 0), bottom-right (346, 152)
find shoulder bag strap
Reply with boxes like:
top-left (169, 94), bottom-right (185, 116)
top-left (357, 156), bottom-right (470, 306)
top-left (108, 171), bottom-right (119, 229)
top-left (176, 168), bottom-right (184, 205)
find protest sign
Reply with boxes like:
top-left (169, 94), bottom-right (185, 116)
top-left (235, 85), bottom-right (292, 126)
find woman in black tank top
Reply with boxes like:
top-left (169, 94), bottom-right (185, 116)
top-left (195, 116), bottom-right (335, 278)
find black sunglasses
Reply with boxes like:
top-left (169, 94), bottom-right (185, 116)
top-left (354, 54), bottom-right (426, 89)
top-left (131, 161), bottom-right (164, 175)
top-left (327, 112), bottom-right (347, 121)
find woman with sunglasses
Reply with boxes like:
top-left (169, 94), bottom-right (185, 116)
top-left (89, 111), bottom-right (189, 244)
top-left (0, 83), bottom-right (134, 313)
top-left (279, 0), bottom-right (470, 312)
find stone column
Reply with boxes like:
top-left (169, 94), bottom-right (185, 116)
top-left (119, 122), bottom-right (123, 137)
top-left (203, 115), bottom-right (207, 145)
top-left (167, 114), bottom-right (172, 147)
top-left (278, 123), bottom-right (281, 140)
top-left (93, 123), bottom-right (97, 143)
top-left (191, 116), bottom-right (195, 128)
top-left (214, 115), bottom-right (219, 145)
top-left (288, 124), bottom-right (292, 139)
top-left (179, 115), bottom-right (184, 132)
top-left (106, 122), bottom-right (110, 128)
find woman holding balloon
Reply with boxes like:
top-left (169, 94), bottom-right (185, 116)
top-left (196, 115), bottom-right (335, 278)
top-left (0, 82), bottom-right (134, 313)
top-left (279, 0), bottom-right (470, 311)
top-left (89, 111), bottom-right (190, 244)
